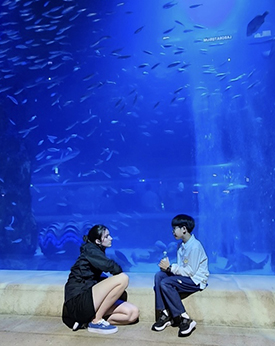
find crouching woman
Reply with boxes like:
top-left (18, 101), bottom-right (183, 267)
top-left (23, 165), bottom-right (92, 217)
top-left (62, 224), bottom-right (139, 334)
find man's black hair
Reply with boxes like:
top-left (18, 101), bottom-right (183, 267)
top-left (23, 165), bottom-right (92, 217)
top-left (171, 214), bottom-right (195, 233)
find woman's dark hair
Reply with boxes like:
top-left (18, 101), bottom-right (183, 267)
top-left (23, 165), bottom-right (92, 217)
top-left (171, 214), bottom-right (195, 233)
top-left (83, 224), bottom-right (108, 244)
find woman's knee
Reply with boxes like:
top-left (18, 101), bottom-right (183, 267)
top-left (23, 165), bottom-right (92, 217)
top-left (124, 303), bottom-right (140, 323)
top-left (117, 272), bottom-right (129, 287)
top-left (129, 305), bottom-right (140, 323)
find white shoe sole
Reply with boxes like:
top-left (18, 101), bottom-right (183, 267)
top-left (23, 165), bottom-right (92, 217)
top-left (179, 320), bottom-right (196, 336)
top-left (152, 320), bottom-right (172, 331)
top-left (88, 326), bottom-right (118, 334)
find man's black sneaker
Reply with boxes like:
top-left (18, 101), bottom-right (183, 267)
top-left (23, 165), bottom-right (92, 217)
top-left (178, 317), bottom-right (196, 337)
top-left (151, 312), bottom-right (173, 331)
top-left (171, 315), bottom-right (181, 327)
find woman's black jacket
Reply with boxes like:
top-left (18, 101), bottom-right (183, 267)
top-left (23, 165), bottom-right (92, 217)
top-left (64, 242), bottom-right (122, 302)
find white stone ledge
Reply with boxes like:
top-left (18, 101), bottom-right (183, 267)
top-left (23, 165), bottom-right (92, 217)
top-left (0, 271), bottom-right (274, 328)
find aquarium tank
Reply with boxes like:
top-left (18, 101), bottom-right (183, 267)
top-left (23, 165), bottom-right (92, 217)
top-left (0, 0), bottom-right (274, 274)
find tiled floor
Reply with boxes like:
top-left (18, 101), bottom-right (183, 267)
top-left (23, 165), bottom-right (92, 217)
top-left (1, 314), bottom-right (275, 346)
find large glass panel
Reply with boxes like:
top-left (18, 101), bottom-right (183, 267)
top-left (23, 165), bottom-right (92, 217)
top-left (0, 0), bottom-right (274, 274)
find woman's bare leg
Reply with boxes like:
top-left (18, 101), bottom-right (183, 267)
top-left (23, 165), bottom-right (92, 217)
top-left (106, 301), bottom-right (139, 325)
top-left (92, 273), bottom-right (129, 323)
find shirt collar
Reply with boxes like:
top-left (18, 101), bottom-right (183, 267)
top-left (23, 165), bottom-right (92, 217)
top-left (181, 234), bottom-right (195, 248)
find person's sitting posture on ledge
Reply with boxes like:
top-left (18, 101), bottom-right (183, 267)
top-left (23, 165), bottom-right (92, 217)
top-left (152, 214), bottom-right (209, 337)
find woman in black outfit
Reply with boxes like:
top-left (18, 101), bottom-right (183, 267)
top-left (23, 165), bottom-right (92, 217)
top-left (62, 224), bottom-right (139, 334)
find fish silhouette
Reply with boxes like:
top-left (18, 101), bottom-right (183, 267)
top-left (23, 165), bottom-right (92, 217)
top-left (246, 11), bottom-right (269, 36)
top-left (216, 253), bottom-right (269, 273)
top-left (114, 250), bottom-right (132, 271)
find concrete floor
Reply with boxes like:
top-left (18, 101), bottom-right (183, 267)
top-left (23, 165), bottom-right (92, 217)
top-left (1, 314), bottom-right (275, 346)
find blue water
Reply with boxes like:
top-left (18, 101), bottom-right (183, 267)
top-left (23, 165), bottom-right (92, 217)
top-left (0, 0), bottom-right (274, 274)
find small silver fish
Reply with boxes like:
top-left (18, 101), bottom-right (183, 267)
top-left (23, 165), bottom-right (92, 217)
top-left (12, 238), bottom-right (23, 244)
top-left (7, 94), bottom-right (18, 105)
